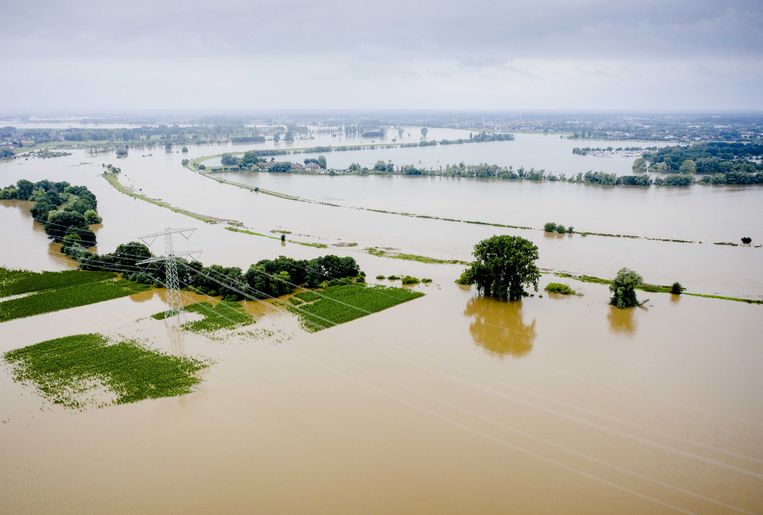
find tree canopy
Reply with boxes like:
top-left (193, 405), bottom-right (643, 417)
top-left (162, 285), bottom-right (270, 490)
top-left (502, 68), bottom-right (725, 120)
top-left (458, 235), bottom-right (540, 301)
top-left (610, 268), bottom-right (642, 309)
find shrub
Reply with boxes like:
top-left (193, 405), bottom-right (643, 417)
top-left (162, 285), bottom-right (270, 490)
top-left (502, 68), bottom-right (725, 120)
top-left (544, 222), bottom-right (573, 234)
top-left (671, 282), bottom-right (684, 295)
top-left (421, 278), bottom-right (432, 283)
top-left (741, 237), bottom-right (752, 244)
top-left (387, 275), bottom-right (400, 280)
top-left (401, 276), bottom-right (420, 285)
top-left (610, 268), bottom-right (642, 308)
top-left (545, 282), bottom-right (577, 295)
top-left (375, 275), bottom-right (385, 280)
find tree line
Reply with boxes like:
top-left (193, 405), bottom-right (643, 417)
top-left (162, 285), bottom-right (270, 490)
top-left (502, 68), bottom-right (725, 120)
top-left (0, 179), bottom-right (101, 247)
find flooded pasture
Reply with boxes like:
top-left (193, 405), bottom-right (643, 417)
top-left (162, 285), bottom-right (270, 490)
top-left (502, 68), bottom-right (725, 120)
top-left (1, 135), bottom-right (762, 513)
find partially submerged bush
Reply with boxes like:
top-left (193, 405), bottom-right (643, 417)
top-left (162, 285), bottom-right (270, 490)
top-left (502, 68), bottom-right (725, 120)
top-left (544, 222), bottom-right (574, 234)
top-left (545, 282), bottom-right (577, 295)
top-left (671, 282), bottom-right (684, 295)
top-left (401, 276), bottom-right (420, 285)
top-left (610, 268), bottom-right (642, 308)
top-left (741, 236), bottom-right (752, 244)
top-left (375, 275), bottom-right (385, 280)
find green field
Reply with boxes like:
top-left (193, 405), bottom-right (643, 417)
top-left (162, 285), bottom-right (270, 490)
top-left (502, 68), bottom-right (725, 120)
top-left (0, 268), bottom-right (149, 322)
top-left (153, 301), bottom-right (254, 333)
top-left (290, 284), bottom-right (424, 331)
top-left (5, 333), bottom-right (207, 408)
top-left (0, 267), bottom-right (115, 297)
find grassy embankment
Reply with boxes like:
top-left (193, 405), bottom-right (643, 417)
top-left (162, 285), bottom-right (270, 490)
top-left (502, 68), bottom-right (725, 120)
top-left (153, 301), bottom-right (254, 333)
top-left (102, 169), bottom-right (335, 249)
top-left (288, 284), bottom-right (424, 332)
top-left (102, 171), bottom-right (235, 224)
top-left (224, 226), bottom-right (328, 248)
top-left (365, 247), bottom-right (469, 265)
top-left (0, 267), bottom-right (149, 322)
top-left (4, 333), bottom-right (207, 408)
top-left (555, 272), bottom-right (763, 305)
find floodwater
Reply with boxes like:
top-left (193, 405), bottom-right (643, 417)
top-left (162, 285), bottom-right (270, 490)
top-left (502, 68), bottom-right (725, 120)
top-left (1, 136), bottom-right (763, 513)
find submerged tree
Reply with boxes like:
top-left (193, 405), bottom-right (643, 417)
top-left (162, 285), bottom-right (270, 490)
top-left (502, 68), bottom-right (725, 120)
top-left (458, 235), bottom-right (540, 301)
top-left (610, 268), bottom-right (642, 308)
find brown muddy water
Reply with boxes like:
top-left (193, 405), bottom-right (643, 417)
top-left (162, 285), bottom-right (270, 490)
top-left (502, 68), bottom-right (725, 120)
top-left (1, 142), bottom-right (763, 513)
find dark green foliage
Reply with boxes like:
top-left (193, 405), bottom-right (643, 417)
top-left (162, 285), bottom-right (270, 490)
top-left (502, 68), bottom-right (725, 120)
top-left (616, 175), bottom-right (652, 186)
top-left (4, 333), bottom-right (206, 408)
top-left (268, 161), bottom-right (293, 173)
top-left (610, 268), bottom-right (642, 309)
top-left (544, 222), bottom-right (574, 234)
top-left (221, 153), bottom-right (241, 166)
top-left (1, 179), bottom-right (101, 247)
top-left (643, 142), bottom-right (763, 175)
top-left (671, 282), bottom-right (684, 295)
top-left (290, 284), bottom-right (424, 331)
top-left (654, 175), bottom-right (694, 187)
top-left (401, 276), bottom-right (420, 285)
top-left (460, 235), bottom-right (541, 301)
top-left (375, 275), bottom-right (385, 280)
top-left (545, 282), bottom-right (577, 295)
top-left (741, 237), bottom-right (752, 244)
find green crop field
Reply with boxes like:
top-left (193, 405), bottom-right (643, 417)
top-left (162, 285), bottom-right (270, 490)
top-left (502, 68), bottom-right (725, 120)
top-left (290, 284), bottom-right (424, 331)
top-left (5, 333), bottom-right (207, 409)
top-left (0, 267), bottom-right (115, 297)
top-left (153, 301), bottom-right (254, 333)
top-left (0, 277), bottom-right (148, 322)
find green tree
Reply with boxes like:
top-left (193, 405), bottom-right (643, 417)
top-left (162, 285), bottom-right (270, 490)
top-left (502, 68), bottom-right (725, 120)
top-left (632, 157), bottom-right (648, 173)
top-left (45, 210), bottom-right (88, 240)
top-left (15, 179), bottom-right (34, 200)
top-left (459, 235), bottom-right (540, 301)
top-left (610, 268), bottom-right (642, 308)
top-left (679, 159), bottom-right (696, 174)
top-left (83, 209), bottom-right (101, 224)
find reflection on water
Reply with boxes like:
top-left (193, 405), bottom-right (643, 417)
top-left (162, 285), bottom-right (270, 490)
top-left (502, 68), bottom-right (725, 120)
top-left (165, 319), bottom-right (186, 355)
top-left (607, 306), bottom-right (637, 336)
top-left (464, 296), bottom-right (536, 358)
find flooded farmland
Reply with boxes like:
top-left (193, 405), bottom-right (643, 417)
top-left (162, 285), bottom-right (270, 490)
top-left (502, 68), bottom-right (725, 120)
top-left (1, 134), bottom-right (762, 513)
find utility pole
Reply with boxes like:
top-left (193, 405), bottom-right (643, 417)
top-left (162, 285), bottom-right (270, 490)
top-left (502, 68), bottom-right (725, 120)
top-left (137, 228), bottom-right (201, 318)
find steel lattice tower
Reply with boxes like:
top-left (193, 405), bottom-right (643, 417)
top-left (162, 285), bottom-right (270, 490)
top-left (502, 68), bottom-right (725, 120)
top-left (137, 228), bottom-right (200, 317)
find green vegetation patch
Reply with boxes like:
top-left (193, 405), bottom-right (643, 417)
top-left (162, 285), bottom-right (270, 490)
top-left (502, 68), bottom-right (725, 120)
top-left (153, 301), bottom-right (254, 333)
top-left (0, 267), bottom-right (115, 297)
top-left (294, 290), bottom-right (321, 303)
top-left (366, 247), bottom-right (469, 265)
top-left (545, 282), bottom-right (578, 295)
top-left (183, 301), bottom-right (254, 333)
top-left (290, 284), bottom-right (424, 332)
top-left (4, 333), bottom-right (207, 408)
top-left (0, 278), bottom-right (148, 322)
top-left (555, 272), bottom-right (763, 305)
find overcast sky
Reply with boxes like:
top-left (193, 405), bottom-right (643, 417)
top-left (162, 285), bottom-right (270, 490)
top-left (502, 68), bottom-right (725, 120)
top-left (2, 0), bottom-right (762, 113)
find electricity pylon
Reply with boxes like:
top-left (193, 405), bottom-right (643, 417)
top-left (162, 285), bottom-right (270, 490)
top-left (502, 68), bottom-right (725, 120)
top-left (137, 228), bottom-right (200, 317)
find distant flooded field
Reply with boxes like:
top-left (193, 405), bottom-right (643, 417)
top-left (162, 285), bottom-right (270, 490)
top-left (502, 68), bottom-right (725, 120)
top-left (1, 137), bottom-right (762, 513)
